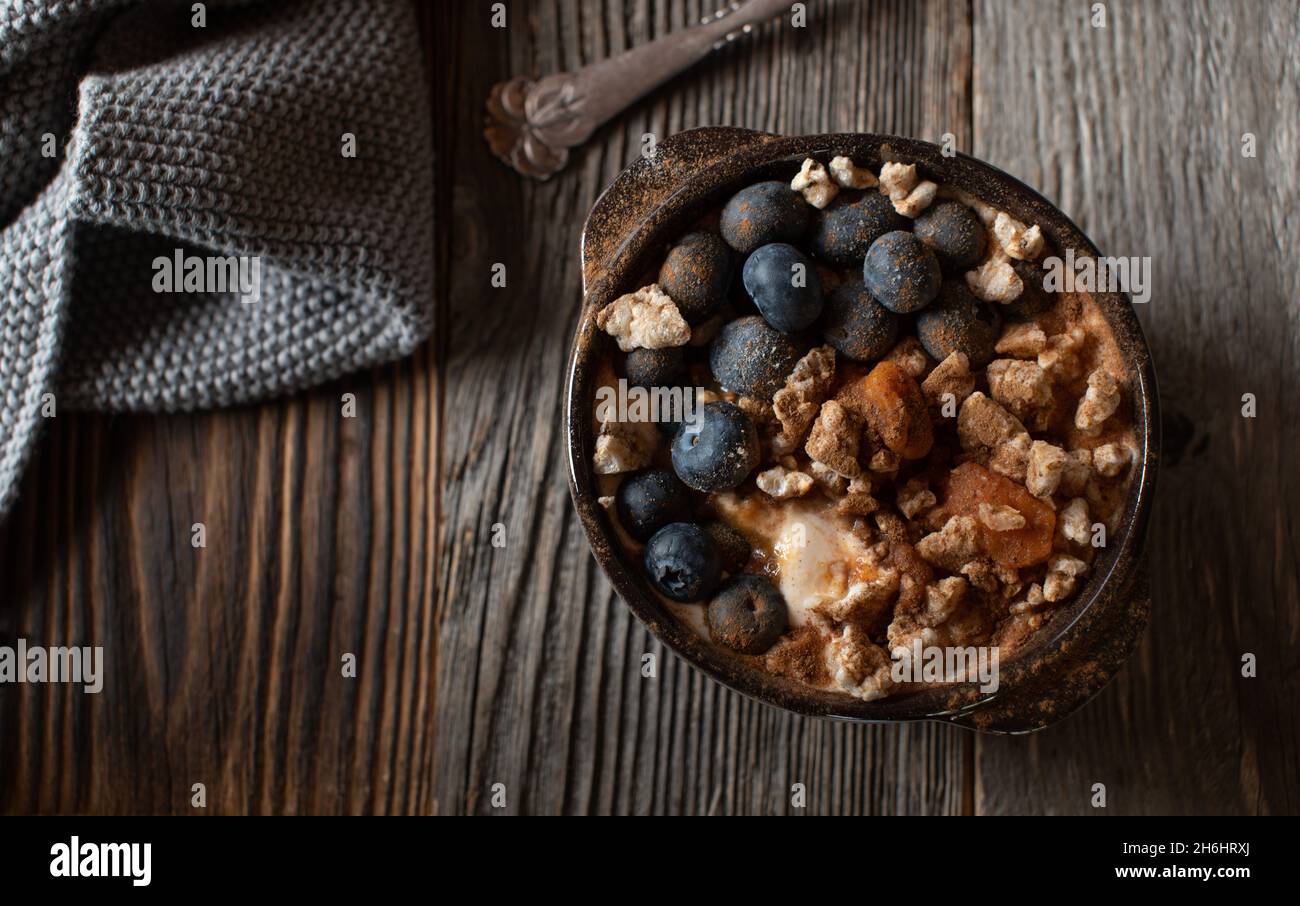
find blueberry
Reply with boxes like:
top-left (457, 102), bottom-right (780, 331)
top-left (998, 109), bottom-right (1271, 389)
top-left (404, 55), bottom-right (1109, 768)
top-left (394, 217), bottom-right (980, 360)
top-left (709, 315), bottom-right (804, 398)
top-left (742, 242), bottom-right (824, 333)
top-left (616, 468), bottom-right (693, 542)
top-left (643, 523), bottom-right (722, 603)
top-left (915, 280), bottom-right (1002, 368)
top-left (671, 401), bottom-right (760, 492)
top-left (702, 520), bottom-right (752, 574)
top-left (624, 346), bottom-right (685, 389)
top-left (658, 231), bottom-right (733, 324)
top-left (913, 200), bottom-right (987, 272)
top-left (1005, 258), bottom-right (1055, 319)
top-left (820, 279), bottom-right (899, 362)
top-left (811, 191), bottom-right (907, 265)
top-left (720, 181), bottom-right (810, 254)
top-left (706, 574), bottom-right (789, 654)
top-left (863, 230), bottom-right (942, 314)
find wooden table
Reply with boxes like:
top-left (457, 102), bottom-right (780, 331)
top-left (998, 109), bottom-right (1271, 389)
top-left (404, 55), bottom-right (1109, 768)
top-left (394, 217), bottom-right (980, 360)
top-left (2, 0), bottom-right (1296, 815)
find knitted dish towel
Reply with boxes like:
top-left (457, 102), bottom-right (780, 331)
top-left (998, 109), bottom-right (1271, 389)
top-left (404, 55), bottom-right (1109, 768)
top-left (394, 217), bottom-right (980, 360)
top-left (0, 0), bottom-right (434, 517)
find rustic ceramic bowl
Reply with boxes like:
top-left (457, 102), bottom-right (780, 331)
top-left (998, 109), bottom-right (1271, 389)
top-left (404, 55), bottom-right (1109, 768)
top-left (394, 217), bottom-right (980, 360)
top-left (565, 128), bottom-right (1158, 733)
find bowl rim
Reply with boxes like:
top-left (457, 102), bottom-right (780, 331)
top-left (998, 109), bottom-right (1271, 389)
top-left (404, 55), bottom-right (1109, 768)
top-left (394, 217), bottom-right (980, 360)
top-left (565, 128), bottom-right (1159, 725)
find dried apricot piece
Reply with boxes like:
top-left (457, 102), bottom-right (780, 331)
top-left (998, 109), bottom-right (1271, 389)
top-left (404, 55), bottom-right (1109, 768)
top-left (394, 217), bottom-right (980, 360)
top-left (837, 360), bottom-right (933, 460)
top-left (942, 462), bottom-right (1055, 567)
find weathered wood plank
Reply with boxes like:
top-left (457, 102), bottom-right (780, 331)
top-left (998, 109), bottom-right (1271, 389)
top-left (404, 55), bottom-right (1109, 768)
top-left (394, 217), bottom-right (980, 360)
top-left (432, 0), bottom-right (974, 816)
top-left (0, 355), bottom-right (439, 814)
top-left (0, 2), bottom-right (441, 816)
top-left (971, 0), bottom-right (1300, 815)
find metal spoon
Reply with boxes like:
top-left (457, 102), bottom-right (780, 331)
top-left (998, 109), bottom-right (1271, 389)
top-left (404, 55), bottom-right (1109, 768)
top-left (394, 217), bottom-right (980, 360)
top-left (484, 0), bottom-right (791, 180)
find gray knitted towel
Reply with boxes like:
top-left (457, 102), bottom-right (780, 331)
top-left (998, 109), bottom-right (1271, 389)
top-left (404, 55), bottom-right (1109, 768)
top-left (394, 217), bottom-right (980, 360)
top-left (0, 0), bottom-right (434, 516)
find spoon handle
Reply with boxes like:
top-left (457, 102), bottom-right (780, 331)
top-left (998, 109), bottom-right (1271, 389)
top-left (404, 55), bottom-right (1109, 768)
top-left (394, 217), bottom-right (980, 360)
top-left (485, 0), bottom-right (790, 179)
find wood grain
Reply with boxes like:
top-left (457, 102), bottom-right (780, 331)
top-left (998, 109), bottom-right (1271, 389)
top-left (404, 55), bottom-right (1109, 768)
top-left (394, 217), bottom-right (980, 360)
top-left (0, 1), bottom-right (441, 816)
top-left (971, 0), bottom-right (1299, 815)
top-left (0, 364), bottom-right (441, 814)
top-left (2, 0), bottom-right (1295, 816)
top-left (432, 0), bottom-right (973, 816)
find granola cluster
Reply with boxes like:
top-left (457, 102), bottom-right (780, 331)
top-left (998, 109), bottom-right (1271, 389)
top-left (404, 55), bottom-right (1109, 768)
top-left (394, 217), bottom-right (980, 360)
top-left (878, 161), bottom-right (939, 219)
top-left (595, 283), bottom-right (691, 352)
top-left (780, 333), bottom-right (1132, 698)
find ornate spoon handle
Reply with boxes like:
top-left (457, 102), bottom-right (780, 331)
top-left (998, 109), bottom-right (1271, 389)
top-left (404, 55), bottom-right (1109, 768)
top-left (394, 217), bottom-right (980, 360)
top-left (485, 0), bottom-right (791, 179)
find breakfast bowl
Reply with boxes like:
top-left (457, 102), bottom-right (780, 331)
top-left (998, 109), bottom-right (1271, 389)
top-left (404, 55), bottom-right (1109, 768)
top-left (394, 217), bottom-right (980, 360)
top-left (565, 127), bottom-right (1158, 733)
